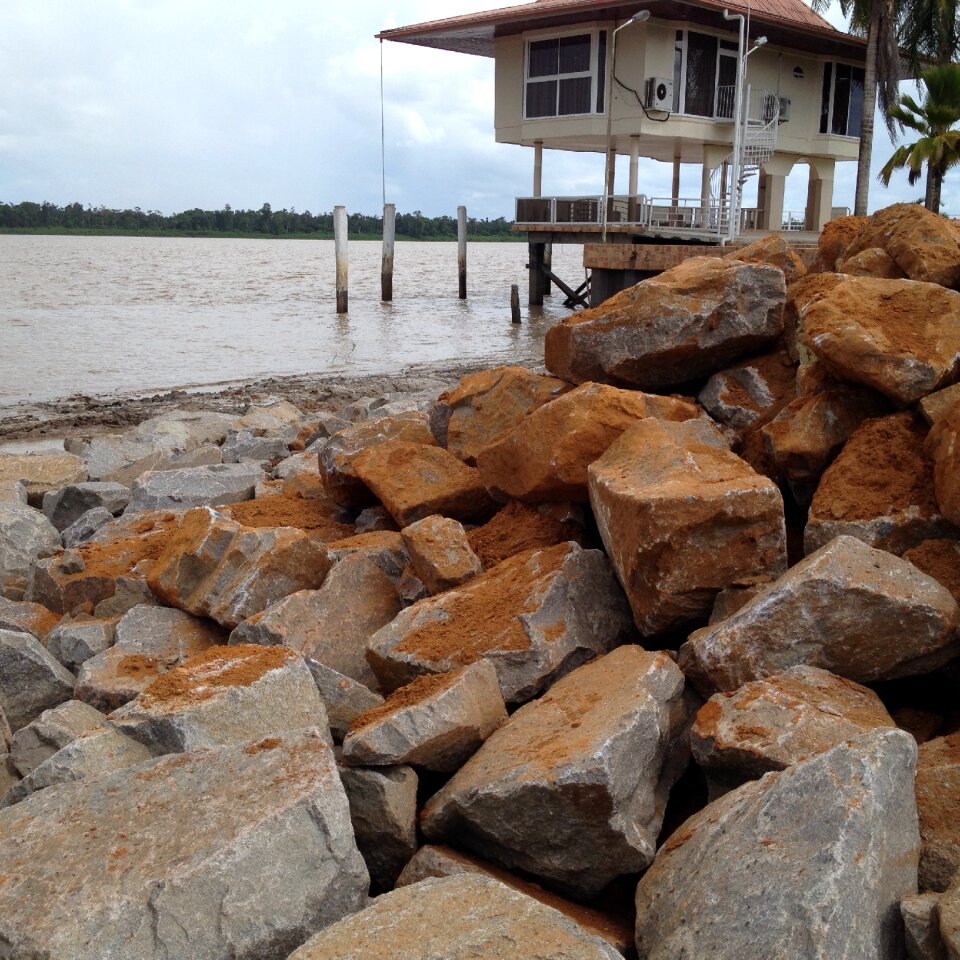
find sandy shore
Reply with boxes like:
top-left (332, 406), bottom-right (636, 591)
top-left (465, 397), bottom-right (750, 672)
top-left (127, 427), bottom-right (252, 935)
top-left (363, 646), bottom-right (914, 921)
top-left (0, 360), bottom-right (523, 443)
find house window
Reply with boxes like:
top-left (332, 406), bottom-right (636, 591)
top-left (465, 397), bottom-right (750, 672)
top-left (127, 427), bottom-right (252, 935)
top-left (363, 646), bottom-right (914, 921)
top-left (673, 31), bottom-right (740, 118)
top-left (819, 61), bottom-right (865, 136)
top-left (524, 31), bottom-right (607, 119)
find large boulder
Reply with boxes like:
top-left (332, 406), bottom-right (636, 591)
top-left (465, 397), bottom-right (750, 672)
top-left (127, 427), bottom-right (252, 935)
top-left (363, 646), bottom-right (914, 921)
top-left (634, 730), bottom-right (920, 959)
top-left (400, 514), bottom-right (483, 594)
top-left (837, 246), bottom-right (906, 279)
top-left (0, 502), bottom-right (60, 601)
top-left (726, 234), bottom-right (807, 284)
top-left (0, 629), bottom-right (75, 732)
top-left (0, 596), bottom-right (59, 640)
top-left (421, 647), bottom-right (691, 898)
top-left (338, 763), bottom-right (418, 890)
top-left (806, 412), bottom-right (956, 555)
top-left (367, 542), bottom-right (634, 705)
top-left (351, 441), bottom-right (495, 527)
top-left (0, 729), bottom-right (369, 959)
top-left (287, 875), bottom-right (622, 960)
top-left (679, 535), bottom-right (960, 695)
top-left (545, 256), bottom-right (785, 390)
top-left (27, 509), bottom-right (178, 614)
top-left (307, 661), bottom-right (383, 742)
top-left (476, 382), bottom-right (701, 503)
top-left (818, 213), bottom-right (869, 271)
top-left (796, 274), bottom-right (960, 405)
top-left (75, 603), bottom-right (222, 711)
top-left (842, 202), bottom-right (960, 288)
top-left (10, 699), bottom-right (108, 777)
top-left (110, 644), bottom-right (331, 754)
top-left (126, 462), bottom-right (263, 513)
top-left (917, 732), bottom-right (960, 892)
top-left (223, 491), bottom-right (353, 537)
top-left (906, 539), bottom-right (960, 605)
top-left (0, 453), bottom-right (87, 506)
top-left (44, 617), bottom-right (117, 672)
top-left (319, 412), bottom-right (437, 507)
top-left (147, 507), bottom-right (331, 629)
top-left (432, 365), bottom-right (572, 463)
top-left (588, 418), bottom-right (786, 635)
top-left (901, 892), bottom-right (948, 960)
top-left (41, 482), bottom-right (129, 532)
top-left (691, 665), bottom-right (895, 792)
top-left (229, 554), bottom-right (400, 690)
top-left (342, 659), bottom-right (507, 771)
top-left (929, 400), bottom-right (960, 526)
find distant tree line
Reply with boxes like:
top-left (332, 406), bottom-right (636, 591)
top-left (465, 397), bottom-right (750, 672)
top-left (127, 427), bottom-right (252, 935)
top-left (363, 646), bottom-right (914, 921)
top-left (0, 201), bottom-right (519, 240)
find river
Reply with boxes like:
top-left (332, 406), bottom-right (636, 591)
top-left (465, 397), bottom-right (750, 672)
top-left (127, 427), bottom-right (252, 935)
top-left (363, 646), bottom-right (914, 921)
top-left (0, 235), bottom-right (584, 407)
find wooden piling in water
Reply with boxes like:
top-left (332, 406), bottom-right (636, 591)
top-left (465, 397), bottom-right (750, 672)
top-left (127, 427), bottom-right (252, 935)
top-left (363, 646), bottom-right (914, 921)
top-left (334, 205), bottom-right (348, 314)
top-left (457, 205), bottom-right (467, 299)
top-left (543, 243), bottom-right (553, 296)
top-left (381, 203), bottom-right (395, 303)
top-left (510, 284), bottom-right (521, 324)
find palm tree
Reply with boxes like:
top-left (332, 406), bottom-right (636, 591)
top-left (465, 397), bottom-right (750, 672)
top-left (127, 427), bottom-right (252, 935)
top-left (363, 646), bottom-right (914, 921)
top-left (810, 0), bottom-right (901, 216)
top-left (899, 0), bottom-right (959, 70)
top-left (879, 64), bottom-right (960, 212)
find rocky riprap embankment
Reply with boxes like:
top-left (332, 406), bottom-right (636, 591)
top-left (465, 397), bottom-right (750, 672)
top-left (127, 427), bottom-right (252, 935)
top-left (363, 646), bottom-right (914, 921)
top-left (2, 202), bottom-right (960, 959)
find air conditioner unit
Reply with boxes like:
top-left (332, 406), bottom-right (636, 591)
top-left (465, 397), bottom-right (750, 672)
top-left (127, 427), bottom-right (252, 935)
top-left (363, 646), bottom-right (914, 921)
top-left (645, 77), bottom-right (673, 111)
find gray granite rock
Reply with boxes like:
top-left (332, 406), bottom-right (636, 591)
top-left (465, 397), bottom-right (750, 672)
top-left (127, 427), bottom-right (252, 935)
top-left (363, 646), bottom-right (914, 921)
top-left (0, 453), bottom-right (87, 505)
top-left (126, 462), bottom-right (263, 512)
top-left (0, 502), bottom-right (60, 601)
top-left (940, 884), bottom-right (960, 959)
top-left (342, 659), bottom-right (506, 772)
top-left (2, 725), bottom-right (151, 807)
top-left (229, 554), bottom-right (399, 691)
top-left (679, 535), bottom-right (960, 696)
top-left (42, 482), bottom-right (129, 531)
top-left (45, 617), bottom-right (116, 672)
top-left (222, 428), bottom-right (290, 465)
top-left (0, 728), bottom-right (369, 957)
top-left (307, 659), bottom-right (384, 742)
top-left (0, 596), bottom-right (58, 639)
top-left (902, 893), bottom-right (947, 960)
top-left (110, 644), bottom-right (332, 754)
top-left (0, 629), bottom-right (75, 732)
top-left (635, 730), bottom-right (920, 959)
top-left (917, 732), bottom-right (960, 892)
top-left (422, 646), bottom-right (692, 898)
top-left (60, 506), bottom-right (114, 547)
top-left (10, 699), bottom-right (107, 776)
top-left (0, 478), bottom-right (28, 504)
top-left (287, 875), bottom-right (622, 960)
top-left (339, 763), bottom-right (418, 889)
top-left (75, 604), bottom-right (223, 711)
top-left (367, 542), bottom-right (634, 707)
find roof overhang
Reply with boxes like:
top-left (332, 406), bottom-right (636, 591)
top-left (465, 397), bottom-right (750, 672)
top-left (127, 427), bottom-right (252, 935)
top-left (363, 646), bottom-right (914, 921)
top-left (377, 0), bottom-right (868, 62)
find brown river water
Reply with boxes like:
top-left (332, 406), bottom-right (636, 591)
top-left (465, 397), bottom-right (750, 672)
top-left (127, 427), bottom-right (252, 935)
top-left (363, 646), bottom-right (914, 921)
top-left (0, 235), bottom-right (585, 407)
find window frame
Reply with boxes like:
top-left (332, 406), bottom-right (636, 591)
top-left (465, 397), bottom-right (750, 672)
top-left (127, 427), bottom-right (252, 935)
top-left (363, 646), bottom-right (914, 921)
top-left (673, 28), bottom-right (740, 119)
top-left (818, 59), bottom-right (865, 138)
top-left (522, 26), bottom-right (608, 120)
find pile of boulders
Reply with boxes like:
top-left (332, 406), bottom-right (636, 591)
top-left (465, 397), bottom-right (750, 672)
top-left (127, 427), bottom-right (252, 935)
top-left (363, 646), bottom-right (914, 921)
top-left (2, 202), bottom-right (960, 959)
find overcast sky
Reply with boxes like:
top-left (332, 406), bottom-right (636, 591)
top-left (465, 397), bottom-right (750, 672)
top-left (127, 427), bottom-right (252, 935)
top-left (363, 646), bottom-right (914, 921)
top-left (0, 1), bottom-right (932, 220)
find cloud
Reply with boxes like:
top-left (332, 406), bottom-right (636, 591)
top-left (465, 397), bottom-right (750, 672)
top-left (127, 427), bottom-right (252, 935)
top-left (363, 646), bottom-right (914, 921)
top-left (0, 0), bottom-right (933, 218)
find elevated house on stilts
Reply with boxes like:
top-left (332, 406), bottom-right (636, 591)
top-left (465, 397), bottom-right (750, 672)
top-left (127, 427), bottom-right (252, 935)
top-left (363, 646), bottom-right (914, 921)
top-left (378, 0), bottom-right (867, 304)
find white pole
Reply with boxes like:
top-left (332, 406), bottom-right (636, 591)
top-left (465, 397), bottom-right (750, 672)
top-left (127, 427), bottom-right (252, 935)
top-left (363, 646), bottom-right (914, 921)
top-left (723, 10), bottom-right (746, 242)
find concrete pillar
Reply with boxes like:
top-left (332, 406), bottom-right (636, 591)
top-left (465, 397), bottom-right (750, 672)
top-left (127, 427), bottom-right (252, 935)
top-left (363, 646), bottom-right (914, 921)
top-left (764, 174), bottom-right (786, 232)
top-left (672, 153), bottom-right (681, 201)
top-left (805, 160), bottom-right (835, 232)
top-left (628, 136), bottom-right (640, 221)
top-left (700, 162), bottom-right (713, 229)
top-left (533, 141), bottom-right (543, 198)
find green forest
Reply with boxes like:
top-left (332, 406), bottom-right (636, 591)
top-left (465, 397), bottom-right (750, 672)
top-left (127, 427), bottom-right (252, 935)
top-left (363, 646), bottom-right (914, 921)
top-left (0, 201), bottom-right (520, 240)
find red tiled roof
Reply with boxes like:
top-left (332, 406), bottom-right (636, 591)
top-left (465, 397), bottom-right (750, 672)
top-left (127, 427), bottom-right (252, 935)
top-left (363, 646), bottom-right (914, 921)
top-left (377, 0), bottom-right (863, 57)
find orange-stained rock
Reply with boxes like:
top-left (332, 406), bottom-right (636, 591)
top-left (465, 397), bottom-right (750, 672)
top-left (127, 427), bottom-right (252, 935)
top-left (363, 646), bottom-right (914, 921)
top-left (588, 418), bottom-right (786, 636)
top-left (351, 441), bottom-right (495, 527)
top-left (843, 202), bottom-right (960, 288)
top-left (0, 597), bottom-right (59, 640)
top-left (466, 500), bottom-right (584, 569)
top-left (27, 511), bottom-right (179, 615)
top-left (366, 542), bottom-right (634, 705)
top-left (725, 235), bottom-right (807, 284)
top-left (545, 257), bottom-right (785, 390)
top-left (432, 366), bottom-right (572, 464)
top-left (797, 274), bottom-right (960, 405)
top-left (817, 214), bottom-right (869, 271)
top-left (916, 732), bottom-right (960, 891)
top-left (318, 412), bottom-right (437, 508)
top-left (806, 412), bottom-right (958, 555)
top-left (836, 246), bottom-right (905, 279)
top-left (223, 492), bottom-right (353, 537)
top-left (400, 515), bottom-right (483, 594)
top-left (476, 382), bottom-right (702, 503)
top-left (0, 454), bottom-right (88, 507)
top-left (920, 383), bottom-right (960, 426)
top-left (699, 345), bottom-right (797, 434)
top-left (928, 400), bottom-right (960, 526)
top-left (760, 385), bottom-right (889, 503)
top-left (904, 539), bottom-right (960, 605)
top-left (147, 507), bottom-right (331, 629)
top-left (691, 665), bottom-right (894, 793)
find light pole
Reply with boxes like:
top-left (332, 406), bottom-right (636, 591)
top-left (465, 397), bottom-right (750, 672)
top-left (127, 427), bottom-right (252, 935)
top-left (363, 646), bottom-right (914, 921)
top-left (722, 9), bottom-right (745, 242)
top-left (602, 9), bottom-right (650, 243)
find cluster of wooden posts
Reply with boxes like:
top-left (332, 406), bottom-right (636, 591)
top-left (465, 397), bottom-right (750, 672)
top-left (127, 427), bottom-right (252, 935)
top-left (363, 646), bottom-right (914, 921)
top-left (332, 203), bottom-right (522, 324)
